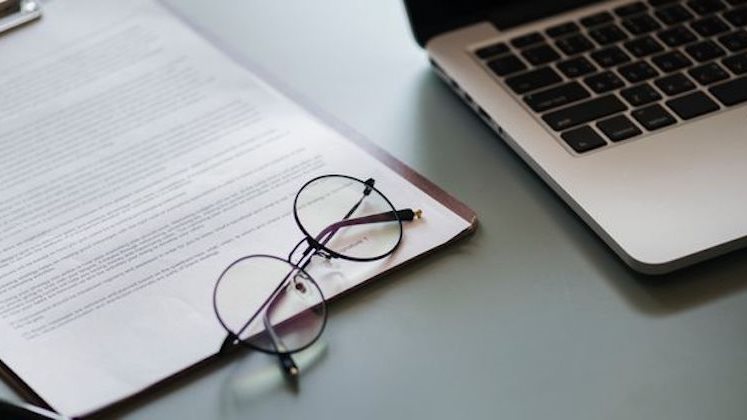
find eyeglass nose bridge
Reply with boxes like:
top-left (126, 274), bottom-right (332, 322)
top-left (288, 236), bottom-right (336, 266)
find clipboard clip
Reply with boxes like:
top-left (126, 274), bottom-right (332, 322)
top-left (0, 0), bottom-right (41, 35)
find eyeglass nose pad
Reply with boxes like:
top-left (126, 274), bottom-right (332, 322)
top-left (291, 272), bottom-right (313, 298)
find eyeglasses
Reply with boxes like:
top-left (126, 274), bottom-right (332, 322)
top-left (212, 174), bottom-right (421, 379)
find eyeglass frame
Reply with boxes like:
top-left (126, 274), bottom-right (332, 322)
top-left (212, 174), bottom-right (420, 379)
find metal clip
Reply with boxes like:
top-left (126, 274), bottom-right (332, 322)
top-left (0, 0), bottom-right (41, 35)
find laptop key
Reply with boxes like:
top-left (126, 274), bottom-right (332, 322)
top-left (723, 52), bottom-right (747, 73)
top-left (685, 40), bottom-right (726, 62)
top-left (589, 24), bottom-right (629, 45)
top-left (723, 6), bottom-right (747, 26)
top-left (622, 13), bottom-right (662, 35)
top-left (555, 34), bottom-right (595, 55)
top-left (655, 72), bottom-right (697, 95)
top-left (511, 32), bottom-right (545, 48)
top-left (488, 54), bottom-right (527, 76)
top-left (506, 66), bottom-right (562, 93)
top-left (655, 5), bottom-right (694, 25)
top-left (555, 34), bottom-right (594, 56)
top-left (615, 2), bottom-right (649, 17)
top-left (686, 0), bottom-right (726, 15)
top-left (557, 56), bottom-right (597, 78)
top-left (543, 95), bottom-right (627, 131)
top-left (718, 30), bottom-right (747, 52)
top-left (657, 26), bottom-right (698, 47)
top-left (597, 114), bottom-right (643, 141)
top-left (652, 51), bottom-right (693, 72)
top-left (690, 16), bottom-right (730, 37)
top-left (524, 81), bottom-right (590, 112)
top-left (547, 22), bottom-right (580, 38)
top-left (561, 125), bottom-right (607, 153)
top-left (591, 45), bottom-right (632, 67)
top-left (621, 83), bottom-right (663, 106)
top-left (666, 91), bottom-right (720, 119)
top-left (649, 0), bottom-right (679, 6)
top-left (619, 61), bottom-right (660, 83)
top-left (624, 36), bottom-right (665, 57)
top-left (581, 11), bottom-right (614, 28)
top-left (709, 75), bottom-right (747, 105)
top-left (632, 104), bottom-right (677, 130)
top-left (522, 44), bottom-right (561, 65)
top-left (475, 42), bottom-right (510, 59)
top-left (584, 71), bottom-right (626, 93)
top-left (688, 62), bottom-right (730, 84)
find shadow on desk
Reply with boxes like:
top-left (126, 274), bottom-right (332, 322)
top-left (409, 70), bottom-right (747, 317)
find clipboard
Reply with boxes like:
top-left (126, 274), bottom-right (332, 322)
top-left (0, 0), bottom-right (478, 417)
top-left (0, 0), bottom-right (41, 34)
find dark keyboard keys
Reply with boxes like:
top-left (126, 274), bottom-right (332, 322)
top-left (723, 52), bottom-right (747, 73)
top-left (632, 104), bottom-right (677, 130)
top-left (655, 72), bottom-right (697, 95)
top-left (561, 126), bottom-right (607, 153)
top-left (522, 44), bottom-right (561, 65)
top-left (591, 46), bottom-right (632, 67)
top-left (597, 114), bottom-right (643, 141)
top-left (688, 62), bottom-right (730, 84)
top-left (557, 56), bottom-right (597, 78)
top-left (686, 0), bottom-right (726, 15)
top-left (506, 66), bottom-right (562, 93)
top-left (615, 2), bottom-right (649, 17)
top-left (621, 83), bottom-right (663, 105)
top-left (709, 75), bottom-right (747, 105)
top-left (475, 42), bottom-right (510, 59)
top-left (476, 0), bottom-right (747, 155)
top-left (619, 61), bottom-right (660, 82)
top-left (589, 24), bottom-right (629, 45)
top-left (584, 71), bottom-right (626, 93)
top-left (555, 34), bottom-right (595, 55)
top-left (690, 16), bottom-right (730, 37)
top-left (718, 30), bottom-right (747, 52)
top-left (524, 81), bottom-right (590, 112)
top-left (511, 32), bottom-right (545, 48)
top-left (666, 91), bottom-right (720, 119)
top-left (622, 13), bottom-right (662, 35)
top-left (624, 36), bottom-right (665, 57)
top-left (652, 51), bottom-right (694, 72)
top-left (655, 5), bottom-right (694, 25)
top-left (543, 95), bottom-right (627, 131)
top-left (685, 40), bottom-right (726, 62)
top-left (723, 6), bottom-right (747, 27)
top-left (488, 54), bottom-right (527, 76)
top-left (581, 11), bottom-right (615, 28)
top-left (657, 26), bottom-right (698, 47)
top-left (547, 22), bottom-right (580, 38)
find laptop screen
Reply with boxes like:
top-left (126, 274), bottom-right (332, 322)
top-left (405, 0), bottom-right (602, 46)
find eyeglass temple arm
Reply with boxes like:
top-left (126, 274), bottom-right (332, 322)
top-left (262, 311), bottom-right (300, 379)
top-left (312, 208), bottom-right (422, 248)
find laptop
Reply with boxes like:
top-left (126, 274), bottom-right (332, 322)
top-left (405, 0), bottom-right (747, 274)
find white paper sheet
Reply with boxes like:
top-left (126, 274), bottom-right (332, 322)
top-left (0, 0), bottom-right (471, 416)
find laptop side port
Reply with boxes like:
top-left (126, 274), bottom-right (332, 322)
top-left (429, 56), bottom-right (503, 136)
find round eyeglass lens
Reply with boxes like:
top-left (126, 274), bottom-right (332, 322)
top-left (213, 255), bottom-right (326, 354)
top-left (293, 175), bottom-right (403, 261)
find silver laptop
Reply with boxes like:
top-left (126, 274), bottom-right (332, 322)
top-left (405, 0), bottom-right (747, 274)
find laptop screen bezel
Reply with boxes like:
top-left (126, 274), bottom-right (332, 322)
top-left (404, 0), bottom-right (604, 47)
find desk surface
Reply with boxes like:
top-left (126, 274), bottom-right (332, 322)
top-left (3, 1), bottom-right (747, 419)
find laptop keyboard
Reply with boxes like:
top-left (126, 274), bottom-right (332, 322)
top-left (473, 0), bottom-right (747, 154)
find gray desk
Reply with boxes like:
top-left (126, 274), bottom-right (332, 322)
top-left (3, 1), bottom-right (747, 419)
